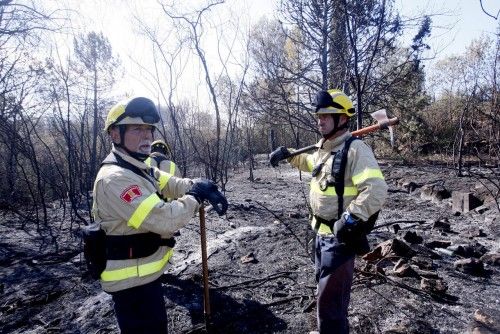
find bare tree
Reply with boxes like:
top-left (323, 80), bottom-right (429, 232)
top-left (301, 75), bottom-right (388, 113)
top-left (479, 0), bottom-right (499, 20)
top-left (73, 31), bottom-right (119, 191)
top-left (43, 47), bottom-right (89, 226)
top-left (132, 15), bottom-right (190, 176)
top-left (0, 0), bottom-right (63, 208)
top-left (247, 18), bottom-right (318, 151)
top-left (155, 0), bottom-right (251, 187)
top-left (160, 0), bottom-right (226, 181)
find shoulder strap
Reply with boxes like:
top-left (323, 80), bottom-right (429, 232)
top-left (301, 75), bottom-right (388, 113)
top-left (333, 136), bottom-right (359, 219)
top-left (101, 152), bottom-right (156, 188)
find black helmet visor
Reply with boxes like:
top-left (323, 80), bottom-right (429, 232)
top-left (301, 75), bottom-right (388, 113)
top-left (315, 90), bottom-right (345, 112)
top-left (115, 97), bottom-right (160, 124)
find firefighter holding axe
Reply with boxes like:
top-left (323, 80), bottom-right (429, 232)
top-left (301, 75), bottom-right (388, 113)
top-left (269, 89), bottom-right (389, 334)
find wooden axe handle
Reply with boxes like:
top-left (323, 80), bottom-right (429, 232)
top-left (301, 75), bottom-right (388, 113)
top-left (351, 117), bottom-right (399, 136)
top-left (287, 143), bottom-right (318, 157)
top-left (286, 117), bottom-right (399, 159)
top-left (199, 205), bottom-right (212, 328)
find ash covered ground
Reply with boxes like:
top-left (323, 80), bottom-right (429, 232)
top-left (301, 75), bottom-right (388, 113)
top-left (1, 159), bottom-right (499, 334)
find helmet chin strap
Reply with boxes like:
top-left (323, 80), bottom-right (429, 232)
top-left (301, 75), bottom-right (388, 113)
top-left (113, 142), bottom-right (149, 162)
top-left (322, 114), bottom-right (349, 140)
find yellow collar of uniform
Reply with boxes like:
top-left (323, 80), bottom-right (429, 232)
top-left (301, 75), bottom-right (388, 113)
top-left (320, 132), bottom-right (352, 152)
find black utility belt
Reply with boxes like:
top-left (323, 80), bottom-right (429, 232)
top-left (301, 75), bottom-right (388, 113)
top-left (106, 232), bottom-right (176, 260)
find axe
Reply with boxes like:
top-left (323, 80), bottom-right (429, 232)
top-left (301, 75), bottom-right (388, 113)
top-left (283, 109), bottom-right (398, 159)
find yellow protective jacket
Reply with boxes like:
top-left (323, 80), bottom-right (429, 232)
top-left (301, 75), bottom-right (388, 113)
top-left (145, 152), bottom-right (181, 177)
top-left (145, 152), bottom-right (181, 201)
top-left (288, 132), bottom-right (388, 235)
top-left (92, 148), bottom-right (199, 292)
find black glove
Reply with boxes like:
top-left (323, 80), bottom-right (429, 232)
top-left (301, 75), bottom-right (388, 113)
top-left (269, 146), bottom-right (291, 167)
top-left (187, 178), bottom-right (228, 216)
top-left (334, 212), bottom-right (371, 255)
top-left (333, 212), bottom-right (363, 242)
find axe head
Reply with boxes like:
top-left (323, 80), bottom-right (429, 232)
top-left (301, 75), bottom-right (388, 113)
top-left (370, 109), bottom-right (388, 123)
top-left (370, 109), bottom-right (395, 147)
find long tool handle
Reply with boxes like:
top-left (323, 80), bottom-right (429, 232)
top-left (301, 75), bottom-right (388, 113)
top-left (199, 205), bottom-right (212, 331)
top-left (351, 117), bottom-right (399, 137)
top-left (286, 117), bottom-right (399, 159)
top-left (287, 143), bottom-right (318, 157)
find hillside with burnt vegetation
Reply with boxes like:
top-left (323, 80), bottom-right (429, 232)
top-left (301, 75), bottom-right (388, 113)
top-left (1, 160), bottom-right (499, 334)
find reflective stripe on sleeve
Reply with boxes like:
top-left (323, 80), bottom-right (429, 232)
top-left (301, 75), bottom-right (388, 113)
top-left (127, 193), bottom-right (162, 229)
top-left (165, 162), bottom-right (177, 202)
top-left (306, 156), bottom-right (314, 172)
top-left (310, 180), bottom-right (358, 196)
top-left (351, 168), bottom-right (384, 185)
top-left (158, 171), bottom-right (172, 191)
top-left (100, 248), bottom-right (174, 282)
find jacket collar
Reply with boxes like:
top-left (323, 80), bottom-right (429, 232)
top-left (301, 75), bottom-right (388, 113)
top-left (319, 131), bottom-right (352, 152)
top-left (112, 147), bottom-right (148, 171)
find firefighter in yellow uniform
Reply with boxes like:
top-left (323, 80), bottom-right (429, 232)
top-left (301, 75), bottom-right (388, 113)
top-left (92, 97), bottom-right (227, 334)
top-left (145, 140), bottom-right (183, 265)
top-left (145, 140), bottom-right (181, 199)
top-left (270, 89), bottom-right (388, 334)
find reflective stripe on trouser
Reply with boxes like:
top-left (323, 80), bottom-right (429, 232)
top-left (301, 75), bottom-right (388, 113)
top-left (111, 278), bottom-right (168, 334)
top-left (315, 235), bottom-right (355, 334)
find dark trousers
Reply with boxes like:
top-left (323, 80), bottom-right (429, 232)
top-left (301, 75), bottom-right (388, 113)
top-left (111, 279), bottom-right (168, 334)
top-left (315, 235), bottom-right (355, 334)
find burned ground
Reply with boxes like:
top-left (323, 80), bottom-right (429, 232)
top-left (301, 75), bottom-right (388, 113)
top-left (0, 161), bottom-right (499, 334)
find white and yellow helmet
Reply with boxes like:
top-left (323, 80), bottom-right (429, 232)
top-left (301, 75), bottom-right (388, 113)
top-left (314, 89), bottom-right (356, 117)
top-left (104, 97), bottom-right (160, 132)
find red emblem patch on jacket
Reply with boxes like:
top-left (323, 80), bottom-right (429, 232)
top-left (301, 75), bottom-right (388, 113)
top-left (120, 185), bottom-right (142, 203)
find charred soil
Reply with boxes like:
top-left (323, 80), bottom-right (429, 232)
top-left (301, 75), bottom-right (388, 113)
top-left (0, 161), bottom-right (499, 334)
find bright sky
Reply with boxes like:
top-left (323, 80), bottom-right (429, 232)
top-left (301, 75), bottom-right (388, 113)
top-left (396, 0), bottom-right (499, 60)
top-left (56, 0), bottom-right (277, 100)
top-left (55, 0), bottom-right (499, 99)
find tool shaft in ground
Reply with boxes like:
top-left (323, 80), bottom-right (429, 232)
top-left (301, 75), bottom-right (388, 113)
top-left (199, 206), bottom-right (212, 328)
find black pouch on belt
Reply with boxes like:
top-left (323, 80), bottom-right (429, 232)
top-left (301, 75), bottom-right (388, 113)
top-left (82, 224), bottom-right (107, 280)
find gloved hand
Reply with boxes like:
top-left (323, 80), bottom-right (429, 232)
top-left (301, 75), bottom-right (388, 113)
top-left (269, 146), bottom-right (291, 167)
top-left (333, 211), bottom-right (363, 242)
top-left (186, 178), bottom-right (228, 216)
